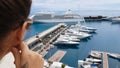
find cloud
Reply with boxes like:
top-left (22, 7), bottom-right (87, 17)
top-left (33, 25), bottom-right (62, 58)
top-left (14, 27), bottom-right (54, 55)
top-left (31, 0), bottom-right (120, 10)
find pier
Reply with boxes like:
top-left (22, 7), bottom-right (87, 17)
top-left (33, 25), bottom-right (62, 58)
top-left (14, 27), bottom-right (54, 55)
top-left (48, 50), bottom-right (67, 62)
top-left (102, 52), bottom-right (109, 68)
top-left (48, 26), bottom-right (68, 44)
top-left (91, 50), bottom-right (120, 68)
top-left (24, 23), bottom-right (67, 57)
top-left (25, 23), bottom-right (67, 45)
top-left (91, 50), bottom-right (109, 68)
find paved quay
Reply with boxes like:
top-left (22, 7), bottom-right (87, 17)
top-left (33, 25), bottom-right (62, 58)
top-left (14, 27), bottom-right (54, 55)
top-left (48, 50), bottom-right (67, 62)
top-left (24, 23), bottom-right (66, 45)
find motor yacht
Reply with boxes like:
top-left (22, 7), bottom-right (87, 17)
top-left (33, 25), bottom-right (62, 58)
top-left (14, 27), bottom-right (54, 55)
top-left (78, 60), bottom-right (98, 68)
top-left (59, 35), bottom-right (80, 42)
top-left (85, 58), bottom-right (102, 63)
top-left (54, 38), bottom-right (79, 45)
top-left (66, 29), bottom-right (91, 39)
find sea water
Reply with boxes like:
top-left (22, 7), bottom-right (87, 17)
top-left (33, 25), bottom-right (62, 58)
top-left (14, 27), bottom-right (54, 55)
top-left (24, 21), bottom-right (120, 68)
top-left (25, 10), bottom-right (120, 67)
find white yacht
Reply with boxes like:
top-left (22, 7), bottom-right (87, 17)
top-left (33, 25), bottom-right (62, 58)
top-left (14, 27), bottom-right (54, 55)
top-left (85, 58), bottom-right (102, 63)
top-left (59, 35), bottom-right (80, 42)
top-left (78, 60), bottom-right (98, 68)
top-left (32, 9), bottom-right (83, 23)
top-left (54, 38), bottom-right (79, 45)
top-left (66, 29), bottom-right (91, 39)
top-left (70, 23), bottom-right (97, 33)
top-left (60, 34), bottom-right (80, 39)
top-left (108, 53), bottom-right (120, 59)
top-left (89, 51), bottom-right (102, 58)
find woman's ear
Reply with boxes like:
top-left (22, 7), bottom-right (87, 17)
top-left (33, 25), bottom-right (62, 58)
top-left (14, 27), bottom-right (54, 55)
top-left (16, 22), bottom-right (27, 42)
top-left (21, 22), bottom-right (27, 39)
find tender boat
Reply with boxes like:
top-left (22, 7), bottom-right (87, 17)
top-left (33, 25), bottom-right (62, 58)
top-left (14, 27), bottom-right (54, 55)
top-left (85, 58), bottom-right (102, 63)
top-left (108, 53), bottom-right (120, 59)
top-left (89, 51), bottom-right (102, 58)
top-left (78, 60), bottom-right (98, 68)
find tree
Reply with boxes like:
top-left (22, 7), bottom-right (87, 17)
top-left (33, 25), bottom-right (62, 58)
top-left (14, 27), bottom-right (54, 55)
top-left (61, 64), bottom-right (66, 68)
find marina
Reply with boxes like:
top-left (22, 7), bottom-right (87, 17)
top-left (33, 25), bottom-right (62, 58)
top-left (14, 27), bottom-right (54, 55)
top-left (24, 23), bottom-right (68, 57)
top-left (24, 19), bottom-right (120, 68)
top-left (25, 23), bottom-right (67, 45)
top-left (1, 0), bottom-right (120, 68)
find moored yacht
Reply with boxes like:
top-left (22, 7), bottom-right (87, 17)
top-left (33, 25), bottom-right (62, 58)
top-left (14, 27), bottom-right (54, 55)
top-left (85, 58), bottom-right (102, 63)
top-left (108, 53), bottom-right (120, 59)
top-left (54, 39), bottom-right (80, 45)
top-left (70, 22), bottom-right (97, 33)
top-left (78, 60), bottom-right (98, 68)
top-left (59, 35), bottom-right (80, 42)
top-left (66, 29), bottom-right (91, 39)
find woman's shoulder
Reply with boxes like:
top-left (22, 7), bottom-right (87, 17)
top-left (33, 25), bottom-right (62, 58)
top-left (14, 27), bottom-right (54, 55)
top-left (0, 52), bottom-right (15, 68)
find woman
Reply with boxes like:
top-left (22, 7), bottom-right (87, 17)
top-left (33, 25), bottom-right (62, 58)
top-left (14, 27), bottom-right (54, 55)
top-left (0, 0), bottom-right (44, 68)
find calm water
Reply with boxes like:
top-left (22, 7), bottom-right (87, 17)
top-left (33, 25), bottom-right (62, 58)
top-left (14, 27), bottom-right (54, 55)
top-left (24, 21), bottom-right (120, 68)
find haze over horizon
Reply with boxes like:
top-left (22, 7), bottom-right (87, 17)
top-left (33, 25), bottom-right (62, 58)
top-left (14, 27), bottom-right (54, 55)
top-left (32, 0), bottom-right (120, 11)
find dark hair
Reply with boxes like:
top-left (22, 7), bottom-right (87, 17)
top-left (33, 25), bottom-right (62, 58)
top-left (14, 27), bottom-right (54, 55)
top-left (0, 0), bottom-right (32, 40)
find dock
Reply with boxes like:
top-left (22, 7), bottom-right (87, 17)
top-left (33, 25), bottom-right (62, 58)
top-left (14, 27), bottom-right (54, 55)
top-left (102, 52), bottom-right (109, 68)
top-left (24, 23), bottom-right (66, 45)
top-left (48, 26), bottom-right (68, 44)
top-left (23, 23), bottom-right (68, 57)
top-left (90, 50), bottom-right (109, 68)
top-left (48, 50), bottom-right (67, 62)
top-left (90, 50), bottom-right (120, 68)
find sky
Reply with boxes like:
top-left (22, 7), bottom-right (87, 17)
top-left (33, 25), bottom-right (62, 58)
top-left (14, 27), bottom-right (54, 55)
top-left (32, 0), bottom-right (120, 11)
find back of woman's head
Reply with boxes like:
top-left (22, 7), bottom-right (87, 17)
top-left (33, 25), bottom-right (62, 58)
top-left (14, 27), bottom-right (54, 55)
top-left (0, 0), bottom-right (32, 40)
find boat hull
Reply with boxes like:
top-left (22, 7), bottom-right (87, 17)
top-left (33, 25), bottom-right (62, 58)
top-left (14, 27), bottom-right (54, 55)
top-left (33, 19), bottom-right (83, 23)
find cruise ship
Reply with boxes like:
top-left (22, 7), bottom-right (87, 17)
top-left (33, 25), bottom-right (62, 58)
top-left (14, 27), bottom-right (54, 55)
top-left (32, 10), bottom-right (84, 23)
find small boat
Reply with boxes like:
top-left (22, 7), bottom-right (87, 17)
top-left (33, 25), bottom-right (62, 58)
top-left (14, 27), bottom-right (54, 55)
top-left (108, 53), bottom-right (120, 59)
top-left (85, 58), bottom-right (102, 63)
top-left (89, 51), bottom-right (102, 59)
top-left (78, 60), bottom-right (98, 68)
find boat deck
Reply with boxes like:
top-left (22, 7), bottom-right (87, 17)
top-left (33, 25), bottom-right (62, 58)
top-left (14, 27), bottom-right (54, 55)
top-left (48, 50), bottom-right (67, 62)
